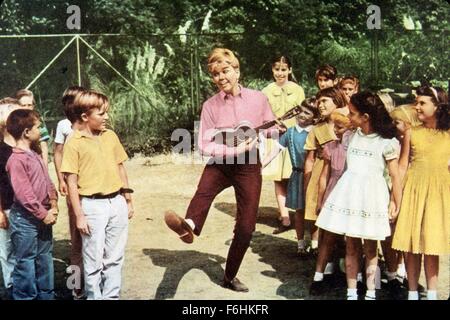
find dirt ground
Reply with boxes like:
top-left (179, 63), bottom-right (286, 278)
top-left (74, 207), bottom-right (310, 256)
top-left (9, 154), bottom-right (448, 300)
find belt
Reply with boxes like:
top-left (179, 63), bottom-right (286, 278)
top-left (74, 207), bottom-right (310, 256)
top-left (82, 190), bottom-right (120, 199)
top-left (292, 167), bottom-right (303, 172)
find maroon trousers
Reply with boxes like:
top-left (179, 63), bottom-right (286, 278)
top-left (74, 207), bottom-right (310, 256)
top-left (185, 161), bottom-right (262, 281)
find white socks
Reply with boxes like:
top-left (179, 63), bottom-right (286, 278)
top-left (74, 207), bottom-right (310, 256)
top-left (365, 289), bottom-right (376, 300)
top-left (408, 291), bottom-right (419, 300)
top-left (185, 218), bottom-right (195, 231)
top-left (408, 290), bottom-right (437, 300)
top-left (313, 272), bottom-right (324, 282)
top-left (427, 290), bottom-right (437, 300)
top-left (347, 288), bottom-right (358, 300)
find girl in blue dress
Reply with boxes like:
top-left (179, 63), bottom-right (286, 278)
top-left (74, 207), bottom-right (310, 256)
top-left (262, 98), bottom-right (320, 255)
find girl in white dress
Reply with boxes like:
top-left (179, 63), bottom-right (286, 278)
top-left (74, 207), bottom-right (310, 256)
top-left (316, 91), bottom-right (402, 300)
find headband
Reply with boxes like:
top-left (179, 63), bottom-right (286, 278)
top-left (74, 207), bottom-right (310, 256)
top-left (429, 87), bottom-right (439, 102)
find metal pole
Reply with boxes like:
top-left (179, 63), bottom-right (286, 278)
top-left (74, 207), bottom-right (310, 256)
top-left (76, 35), bottom-right (82, 86)
top-left (374, 30), bottom-right (379, 87)
top-left (189, 35), bottom-right (195, 117)
top-left (26, 36), bottom-right (77, 89)
top-left (194, 35), bottom-right (200, 115)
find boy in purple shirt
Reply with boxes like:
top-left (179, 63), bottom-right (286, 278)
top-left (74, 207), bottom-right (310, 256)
top-left (165, 48), bottom-right (276, 292)
top-left (5, 109), bottom-right (58, 300)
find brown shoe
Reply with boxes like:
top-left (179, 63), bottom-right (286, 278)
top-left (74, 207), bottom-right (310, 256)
top-left (164, 210), bottom-right (194, 244)
top-left (222, 277), bottom-right (249, 292)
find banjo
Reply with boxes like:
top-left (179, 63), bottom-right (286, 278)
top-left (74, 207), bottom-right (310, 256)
top-left (212, 105), bottom-right (303, 147)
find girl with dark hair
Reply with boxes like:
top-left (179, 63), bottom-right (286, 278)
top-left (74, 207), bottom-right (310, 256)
top-left (315, 64), bottom-right (338, 90)
top-left (392, 86), bottom-right (450, 300)
top-left (261, 55), bottom-right (305, 233)
top-left (315, 91), bottom-right (402, 300)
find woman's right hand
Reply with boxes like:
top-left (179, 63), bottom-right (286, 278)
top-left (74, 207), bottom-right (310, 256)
top-left (236, 136), bottom-right (258, 155)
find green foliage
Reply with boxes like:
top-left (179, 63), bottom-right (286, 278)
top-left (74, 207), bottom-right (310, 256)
top-left (0, 0), bottom-right (449, 155)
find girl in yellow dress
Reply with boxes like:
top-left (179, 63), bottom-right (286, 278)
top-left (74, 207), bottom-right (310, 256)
top-left (392, 86), bottom-right (450, 300)
top-left (262, 55), bottom-right (305, 233)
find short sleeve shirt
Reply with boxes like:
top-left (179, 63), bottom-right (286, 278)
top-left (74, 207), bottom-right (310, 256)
top-left (54, 118), bottom-right (73, 144)
top-left (61, 129), bottom-right (128, 195)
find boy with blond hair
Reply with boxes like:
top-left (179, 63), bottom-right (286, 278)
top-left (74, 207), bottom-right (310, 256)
top-left (61, 90), bottom-right (134, 300)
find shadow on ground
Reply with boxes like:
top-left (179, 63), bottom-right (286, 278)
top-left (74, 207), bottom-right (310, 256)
top-left (142, 248), bottom-right (226, 299)
top-left (214, 201), bottom-right (344, 299)
top-left (0, 238), bottom-right (73, 300)
top-left (215, 201), bottom-right (422, 300)
top-left (214, 202), bottom-right (296, 230)
top-left (53, 239), bottom-right (74, 300)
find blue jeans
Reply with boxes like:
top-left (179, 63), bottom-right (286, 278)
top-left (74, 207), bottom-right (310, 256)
top-left (0, 209), bottom-right (15, 299)
top-left (9, 204), bottom-right (54, 300)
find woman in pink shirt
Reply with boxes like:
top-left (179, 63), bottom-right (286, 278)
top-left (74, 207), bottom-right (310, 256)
top-left (165, 48), bottom-right (276, 292)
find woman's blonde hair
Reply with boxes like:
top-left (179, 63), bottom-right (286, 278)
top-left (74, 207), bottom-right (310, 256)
top-left (389, 104), bottom-right (421, 127)
top-left (207, 48), bottom-right (239, 73)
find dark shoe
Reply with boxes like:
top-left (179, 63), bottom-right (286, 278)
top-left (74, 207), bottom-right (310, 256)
top-left (357, 281), bottom-right (367, 296)
top-left (387, 279), bottom-right (406, 300)
top-left (272, 224), bottom-right (290, 234)
top-left (309, 280), bottom-right (327, 296)
top-left (164, 210), bottom-right (194, 244)
top-left (329, 272), bottom-right (347, 288)
top-left (222, 278), bottom-right (249, 292)
top-left (297, 247), bottom-right (309, 258)
top-left (308, 247), bottom-right (319, 258)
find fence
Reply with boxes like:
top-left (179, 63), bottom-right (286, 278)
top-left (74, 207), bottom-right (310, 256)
top-left (0, 29), bottom-right (448, 154)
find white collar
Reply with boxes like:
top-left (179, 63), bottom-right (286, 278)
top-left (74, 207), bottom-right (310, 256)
top-left (356, 127), bottom-right (378, 138)
top-left (295, 124), bottom-right (313, 133)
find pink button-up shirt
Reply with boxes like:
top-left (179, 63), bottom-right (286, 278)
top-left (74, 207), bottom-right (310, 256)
top-left (6, 148), bottom-right (57, 220)
top-left (198, 87), bottom-right (276, 158)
